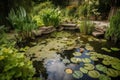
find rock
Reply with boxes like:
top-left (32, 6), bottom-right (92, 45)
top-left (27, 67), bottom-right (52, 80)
top-left (40, 26), bottom-right (56, 34)
top-left (32, 30), bottom-right (42, 36)
top-left (60, 23), bottom-right (79, 30)
top-left (92, 31), bottom-right (104, 37)
top-left (95, 26), bottom-right (107, 33)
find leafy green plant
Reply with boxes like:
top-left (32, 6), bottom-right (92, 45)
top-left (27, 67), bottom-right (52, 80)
top-left (40, 8), bottom-right (61, 27)
top-left (79, 21), bottom-right (94, 35)
top-left (105, 10), bottom-right (120, 43)
top-left (0, 44), bottom-right (35, 80)
top-left (0, 25), bottom-right (7, 44)
top-left (7, 7), bottom-right (37, 45)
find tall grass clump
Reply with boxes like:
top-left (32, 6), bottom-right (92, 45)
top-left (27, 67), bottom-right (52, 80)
top-left (105, 10), bottom-right (120, 43)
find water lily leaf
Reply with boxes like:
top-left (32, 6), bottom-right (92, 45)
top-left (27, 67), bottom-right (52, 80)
top-left (99, 74), bottom-right (111, 80)
top-left (65, 68), bottom-right (73, 74)
top-left (88, 70), bottom-right (100, 78)
top-left (84, 63), bottom-right (94, 70)
top-left (85, 45), bottom-right (94, 51)
top-left (111, 63), bottom-right (120, 70)
top-left (72, 71), bottom-right (83, 79)
top-left (82, 58), bottom-right (91, 63)
top-left (79, 67), bottom-right (88, 73)
top-left (88, 38), bottom-right (93, 41)
top-left (70, 57), bottom-right (80, 63)
top-left (111, 47), bottom-right (120, 51)
top-left (90, 56), bottom-right (99, 61)
top-left (102, 60), bottom-right (111, 66)
top-left (73, 52), bottom-right (82, 56)
top-left (63, 59), bottom-right (70, 64)
top-left (106, 68), bottom-right (118, 77)
top-left (101, 47), bottom-right (111, 52)
top-left (96, 64), bottom-right (107, 73)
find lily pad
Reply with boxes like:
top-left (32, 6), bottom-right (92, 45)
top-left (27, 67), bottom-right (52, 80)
top-left (99, 74), bottom-right (111, 80)
top-left (96, 64), bottom-right (107, 73)
top-left (90, 56), bottom-right (99, 61)
top-left (102, 60), bottom-right (111, 66)
top-left (63, 59), bottom-right (70, 64)
top-left (72, 71), bottom-right (83, 79)
top-left (88, 70), bottom-right (100, 78)
top-left (82, 58), bottom-right (91, 63)
top-left (106, 68), bottom-right (118, 77)
top-left (101, 47), bottom-right (111, 52)
top-left (79, 67), bottom-right (88, 74)
top-left (111, 63), bottom-right (120, 70)
top-left (70, 57), bottom-right (80, 63)
top-left (84, 63), bottom-right (94, 70)
top-left (73, 52), bottom-right (82, 56)
top-left (111, 47), bottom-right (120, 51)
top-left (65, 68), bottom-right (73, 74)
top-left (85, 45), bottom-right (94, 51)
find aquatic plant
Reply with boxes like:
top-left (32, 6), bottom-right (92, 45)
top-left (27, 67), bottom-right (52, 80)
top-left (96, 64), bottom-right (107, 73)
top-left (111, 63), bottom-right (120, 70)
top-left (88, 70), bottom-right (100, 78)
top-left (0, 44), bottom-right (35, 80)
top-left (99, 74), bottom-right (111, 80)
top-left (79, 67), bottom-right (88, 74)
top-left (106, 68), bottom-right (119, 77)
top-left (72, 71), bottom-right (83, 79)
top-left (101, 47), bottom-right (111, 52)
top-left (82, 58), bottom-right (91, 63)
top-left (84, 63), bottom-right (94, 70)
top-left (102, 59), bottom-right (111, 66)
top-left (110, 47), bottom-right (120, 51)
top-left (85, 45), bottom-right (94, 51)
top-left (70, 57), bottom-right (81, 63)
top-left (62, 58), bottom-right (70, 64)
top-left (73, 52), bottom-right (82, 56)
top-left (79, 21), bottom-right (94, 35)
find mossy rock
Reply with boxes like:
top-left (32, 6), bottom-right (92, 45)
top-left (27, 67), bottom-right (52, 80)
top-left (79, 67), bottom-right (88, 74)
top-left (88, 70), bottom-right (100, 78)
top-left (106, 68), bottom-right (119, 77)
top-left (72, 71), bottom-right (83, 79)
top-left (73, 52), bottom-right (82, 56)
top-left (96, 64), bottom-right (107, 73)
top-left (84, 63), bottom-right (94, 70)
top-left (99, 74), bottom-right (111, 80)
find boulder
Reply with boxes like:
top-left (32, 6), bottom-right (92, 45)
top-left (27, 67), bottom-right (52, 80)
top-left (60, 23), bottom-right (79, 30)
top-left (92, 31), bottom-right (104, 37)
top-left (40, 26), bottom-right (56, 34)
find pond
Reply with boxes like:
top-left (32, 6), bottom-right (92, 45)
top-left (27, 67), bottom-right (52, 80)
top-left (26, 30), bottom-right (120, 80)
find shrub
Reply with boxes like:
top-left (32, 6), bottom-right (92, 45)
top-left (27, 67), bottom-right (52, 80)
top-left (105, 10), bottom-right (120, 43)
top-left (40, 8), bottom-right (61, 27)
top-left (0, 44), bottom-right (35, 80)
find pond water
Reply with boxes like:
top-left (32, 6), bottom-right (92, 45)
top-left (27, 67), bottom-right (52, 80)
top-left (28, 30), bottom-right (120, 80)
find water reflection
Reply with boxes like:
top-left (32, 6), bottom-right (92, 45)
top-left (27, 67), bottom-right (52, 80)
top-left (44, 48), bottom-right (97, 80)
